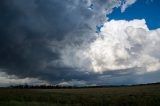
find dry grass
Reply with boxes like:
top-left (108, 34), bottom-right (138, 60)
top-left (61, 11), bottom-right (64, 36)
top-left (0, 84), bottom-right (160, 106)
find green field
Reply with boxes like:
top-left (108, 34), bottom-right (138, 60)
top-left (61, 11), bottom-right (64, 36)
top-left (0, 84), bottom-right (160, 106)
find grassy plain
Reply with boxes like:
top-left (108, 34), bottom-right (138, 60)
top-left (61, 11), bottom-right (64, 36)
top-left (0, 84), bottom-right (160, 106)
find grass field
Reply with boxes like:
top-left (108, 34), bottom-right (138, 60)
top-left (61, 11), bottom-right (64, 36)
top-left (0, 84), bottom-right (160, 106)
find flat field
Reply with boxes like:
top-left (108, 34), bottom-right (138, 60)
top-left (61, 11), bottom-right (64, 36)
top-left (0, 84), bottom-right (160, 106)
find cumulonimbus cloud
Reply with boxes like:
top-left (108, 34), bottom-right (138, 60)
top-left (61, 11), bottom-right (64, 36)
top-left (1, 0), bottom-right (151, 86)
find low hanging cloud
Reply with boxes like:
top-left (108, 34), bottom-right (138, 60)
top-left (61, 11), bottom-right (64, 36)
top-left (0, 71), bottom-right (48, 87)
top-left (58, 19), bottom-right (160, 74)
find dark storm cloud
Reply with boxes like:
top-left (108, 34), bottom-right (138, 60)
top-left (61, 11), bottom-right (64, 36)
top-left (0, 0), bottom-right (122, 84)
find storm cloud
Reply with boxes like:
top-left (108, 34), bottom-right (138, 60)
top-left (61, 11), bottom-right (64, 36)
top-left (1, 0), bottom-right (159, 86)
top-left (0, 0), bottom-right (125, 85)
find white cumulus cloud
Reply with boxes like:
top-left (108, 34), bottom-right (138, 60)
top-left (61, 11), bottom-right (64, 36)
top-left (57, 19), bottom-right (160, 74)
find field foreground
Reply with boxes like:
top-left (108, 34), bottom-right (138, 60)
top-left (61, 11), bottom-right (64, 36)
top-left (0, 84), bottom-right (160, 106)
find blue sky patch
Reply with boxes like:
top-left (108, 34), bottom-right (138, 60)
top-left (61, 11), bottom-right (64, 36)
top-left (108, 0), bottom-right (160, 30)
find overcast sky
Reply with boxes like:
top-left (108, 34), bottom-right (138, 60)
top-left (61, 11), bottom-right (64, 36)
top-left (0, 0), bottom-right (160, 87)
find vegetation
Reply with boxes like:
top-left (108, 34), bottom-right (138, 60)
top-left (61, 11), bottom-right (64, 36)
top-left (0, 83), bottom-right (160, 106)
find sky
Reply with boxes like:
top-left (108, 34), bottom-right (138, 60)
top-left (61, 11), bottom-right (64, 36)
top-left (108, 0), bottom-right (160, 29)
top-left (0, 0), bottom-right (160, 87)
